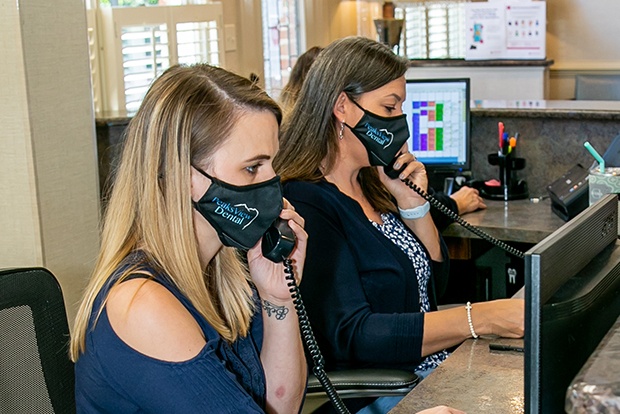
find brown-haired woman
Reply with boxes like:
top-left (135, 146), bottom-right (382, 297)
top-left (275, 36), bottom-right (523, 413)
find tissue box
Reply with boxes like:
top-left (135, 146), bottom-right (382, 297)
top-left (589, 167), bottom-right (620, 205)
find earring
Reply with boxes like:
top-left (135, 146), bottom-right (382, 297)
top-left (339, 120), bottom-right (345, 140)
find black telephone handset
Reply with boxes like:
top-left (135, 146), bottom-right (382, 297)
top-left (384, 157), bottom-right (525, 259)
top-left (384, 156), bottom-right (406, 180)
top-left (262, 218), bottom-right (297, 263)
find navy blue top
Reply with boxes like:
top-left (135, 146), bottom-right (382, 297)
top-left (75, 252), bottom-right (267, 413)
top-left (283, 180), bottom-right (450, 372)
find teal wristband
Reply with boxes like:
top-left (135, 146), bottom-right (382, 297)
top-left (398, 201), bottom-right (430, 220)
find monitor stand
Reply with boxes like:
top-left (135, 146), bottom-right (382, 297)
top-left (427, 169), bottom-right (471, 195)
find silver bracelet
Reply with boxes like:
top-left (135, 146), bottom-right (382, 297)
top-left (466, 301), bottom-right (479, 339)
top-left (398, 201), bottom-right (430, 220)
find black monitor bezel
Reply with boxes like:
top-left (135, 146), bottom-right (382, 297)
top-left (404, 77), bottom-right (471, 173)
top-left (524, 193), bottom-right (619, 413)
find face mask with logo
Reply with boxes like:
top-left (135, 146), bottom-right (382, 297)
top-left (345, 98), bottom-right (410, 167)
top-left (192, 166), bottom-right (283, 250)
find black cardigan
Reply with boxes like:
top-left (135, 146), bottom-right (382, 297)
top-left (284, 180), bottom-right (450, 371)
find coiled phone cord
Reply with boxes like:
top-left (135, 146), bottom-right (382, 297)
top-left (402, 178), bottom-right (525, 259)
top-left (282, 258), bottom-right (351, 414)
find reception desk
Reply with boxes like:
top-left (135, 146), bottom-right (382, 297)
top-left (566, 314), bottom-right (620, 413)
top-left (390, 337), bottom-right (525, 414)
top-left (469, 100), bottom-right (620, 197)
top-left (442, 198), bottom-right (565, 245)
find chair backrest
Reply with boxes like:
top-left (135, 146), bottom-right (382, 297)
top-left (575, 74), bottom-right (620, 100)
top-left (0, 268), bottom-right (76, 414)
top-left (302, 369), bottom-right (419, 413)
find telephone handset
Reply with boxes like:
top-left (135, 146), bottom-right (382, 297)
top-left (384, 159), bottom-right (525, 259)
top-left (262, 218), bottom-right (297, 263)
top-left (261, 218), bottom-right (351, 413)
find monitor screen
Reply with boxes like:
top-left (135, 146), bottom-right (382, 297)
top-left (403, 78), bottom-right (470, 172)
top-left (524, 193), bottom-right (620, 413)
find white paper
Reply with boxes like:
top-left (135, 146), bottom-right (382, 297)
top-left (504, 2), bottom-right (546, 58)
top-left (465, 3), bottom-right (506, 60)
top-left (465, 0), bottom-right (546, 60)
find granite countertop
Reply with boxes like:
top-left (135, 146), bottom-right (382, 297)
top-left (566, 315), bottom-right (620, 414)
top-left (442, 198), bottom-right (566, 244)
top-left (408, 59), bottom-right (554, 67)
top-left (390, 337), bottom-right (525, 413)
top-left (471, 100), bottom-right (620, 120)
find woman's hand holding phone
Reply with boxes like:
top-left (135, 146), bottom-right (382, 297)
top-left (247, 198), bottom-right (307, 303)
top-left (380, 144), bottom-right (429, 210)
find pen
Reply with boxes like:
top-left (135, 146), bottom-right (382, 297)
top-left (583, 141), bottom-right (605, 174)
top-left (489, 343), bottom-right (524, 353)
top-left (498, 122), bottom-right (505, 150)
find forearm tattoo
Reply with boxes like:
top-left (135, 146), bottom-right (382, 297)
top-left (262, 299), bottom-right (289, 320)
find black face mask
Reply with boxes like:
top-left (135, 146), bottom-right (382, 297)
top-left (345, 99), bottom-right (410, 167)
top-left (192, 167), bottom-right (283, 250)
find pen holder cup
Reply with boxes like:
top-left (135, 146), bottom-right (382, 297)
top-left (481, 153), bottom-right (529, 200)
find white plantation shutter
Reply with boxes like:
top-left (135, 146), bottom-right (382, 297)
top-left (86, 8), bottom-right (102, 113)
top-left (120, 23), bottom-right (170, 112)
top-left (398, 0), bottom-right (467, 59)
top-left (97, 3), bottom-right (224, 113)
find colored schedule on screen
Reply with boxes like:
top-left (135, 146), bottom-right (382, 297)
top-left (404, 79), bottom-right (469, 169)
top-left (411, 101), bottom-right (445, 152)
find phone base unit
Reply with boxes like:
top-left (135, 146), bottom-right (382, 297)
top-left (547, 164), bottom-right (589, 222)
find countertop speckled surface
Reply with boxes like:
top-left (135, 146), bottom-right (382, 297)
top-left (442, 198), bottom-right (565, 244)
top-left (390, 337), bottom-right (525, 414)
top-left (566, 315), bottom-right (620, 414)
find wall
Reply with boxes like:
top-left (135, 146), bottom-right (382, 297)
top-left (1, 0), bottom-right (101, 326)
top-left (546, 0), bottom-right (620, 99)
top-left (266, 0), bottom-right (620, 101)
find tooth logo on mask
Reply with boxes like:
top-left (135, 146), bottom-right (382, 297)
top-left (345, 99), bottom-right (410, 167)
top-left (363, 122), bottom-right (394, 149)
top-left (212, 197), bottom-right (259, 230)
top-left (193, 166), bottom-right (283, 250)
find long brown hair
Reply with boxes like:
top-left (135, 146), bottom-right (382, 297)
top-left (71, 64), bottom-right (282, 361)
top-left (274, 37), bottom-right (409, 212)
top-left (279, 46), bottom-right (324, 112)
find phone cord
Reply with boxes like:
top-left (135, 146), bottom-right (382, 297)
top-left (282, 258), bottom-right (351, 414)
top-left (402, 179), bottom-right (525, 259)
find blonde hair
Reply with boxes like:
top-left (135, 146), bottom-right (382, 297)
top-left (70, 64), bottom-right (282, 361)
top-left (274, 37), bottom-right (409, 213)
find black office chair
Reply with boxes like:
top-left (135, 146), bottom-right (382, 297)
top-left (0, 267), bottom-right (76, 414)
top-left (302, 369), bottom-right (419, 413)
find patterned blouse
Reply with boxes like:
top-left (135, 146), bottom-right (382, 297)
top-left (371, 212), bottom-right (449, 372)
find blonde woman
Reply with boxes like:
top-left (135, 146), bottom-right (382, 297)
top-left (70, 64), bottom-right (307, 413)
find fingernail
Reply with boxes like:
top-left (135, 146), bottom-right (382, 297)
top-left (399, 173), bottom-right (406, 179)
top-left (393, 162), bottom-right (401, 169)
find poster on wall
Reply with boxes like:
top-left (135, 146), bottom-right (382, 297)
top-left (465, 0), bottom-right (546, 60)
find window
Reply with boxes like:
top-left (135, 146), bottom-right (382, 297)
top-left (397, 0), bottom-right (467, 59)
top-left (87, 1), bottom-right (224, 113)
top-left (261, 0), bottom-right (303, 97)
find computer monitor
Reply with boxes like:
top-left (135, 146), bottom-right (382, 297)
top-left (403, 78), bottom-right (471, 184)
top-left (524, 193), bottom-right (620, 413)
